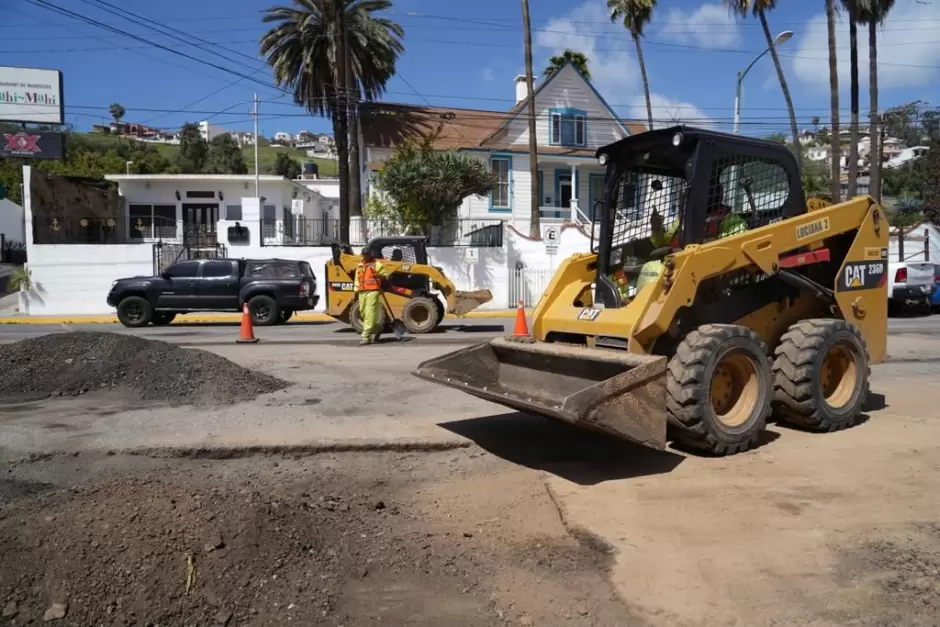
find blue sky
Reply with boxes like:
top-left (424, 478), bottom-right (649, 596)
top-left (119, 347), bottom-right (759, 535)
top-left (4, 0), bottom-right (940, 139)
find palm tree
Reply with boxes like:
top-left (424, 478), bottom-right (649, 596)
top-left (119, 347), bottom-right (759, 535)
top-left (544, 50), bottom-right (591, 80)
top-left (857, 0), bottom-right (896, 203)
top-left (260, 0), bottom-right (404, 243)
top-left (607, 0), bottom-right (656, 131)
top-left (725, 0), bottom-right (802, 168)
top-left (826, 0), bottom-right (842, 201)
top-left (842, 0), bottom-right (860, 197)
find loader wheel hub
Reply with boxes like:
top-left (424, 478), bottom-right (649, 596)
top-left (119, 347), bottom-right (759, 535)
top-left (821, 343), bottom-right (857, 409)
top-left (411, 306), bottom-right (429, 324)
top-left (710, 353), bottom-right (760, 428)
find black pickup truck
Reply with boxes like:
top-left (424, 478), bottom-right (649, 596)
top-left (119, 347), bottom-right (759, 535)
top-left (107, 258), bottom-right (319, 328)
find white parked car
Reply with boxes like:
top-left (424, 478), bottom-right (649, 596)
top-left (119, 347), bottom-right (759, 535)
top-left (888, 260), bottom-right (935, 314)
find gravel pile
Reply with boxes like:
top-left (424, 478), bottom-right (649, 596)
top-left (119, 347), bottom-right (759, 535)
top-left (0, 332), bottom-right (286, 405)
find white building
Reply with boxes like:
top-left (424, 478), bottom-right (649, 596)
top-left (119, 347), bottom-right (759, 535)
top-left (273, 132), bottom-right (292, 144)
top-left (198, 120), bottom-right (225, 142)
top-left (233, 131), bottom-right (255, 147)
top-left (359, 63), bottom-right (646, 232)
top-left (0, 197), bottom-right (25, 246)
top-left (886, 146), bottom-right (930, 169)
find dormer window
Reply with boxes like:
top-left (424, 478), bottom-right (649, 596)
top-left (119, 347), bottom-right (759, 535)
top-left (549, 108), bottom-right (587, 147)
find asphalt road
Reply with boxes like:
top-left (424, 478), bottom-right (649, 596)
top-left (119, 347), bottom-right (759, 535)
top-left (0, 317), bottom-right (515, 346)
top-left (1, 314), bottom-right (940, 346)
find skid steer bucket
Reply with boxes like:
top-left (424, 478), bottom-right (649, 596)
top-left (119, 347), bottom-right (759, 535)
top-left (453, 289), bottom-right (494, 316)
top-left (414, 337), bottom-right (669, 449)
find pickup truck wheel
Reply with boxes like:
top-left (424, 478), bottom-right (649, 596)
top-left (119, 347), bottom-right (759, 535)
top-left (117, 296), bottom-right (152, 328)
top-left (248, 295), bottom-right (279, 327)
top-left (151, 312), bottom-right (176, 326)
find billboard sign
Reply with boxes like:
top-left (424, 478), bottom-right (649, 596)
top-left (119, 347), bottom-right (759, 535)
top-left (0, 66), bottom-right (64, 125)
top-left (0, 131), bottom-right (65, 160)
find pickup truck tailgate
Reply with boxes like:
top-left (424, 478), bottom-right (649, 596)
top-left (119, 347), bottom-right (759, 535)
top-left (902, 262), bottom-right (935, 285)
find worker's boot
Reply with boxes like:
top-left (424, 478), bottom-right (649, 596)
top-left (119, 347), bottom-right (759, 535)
top-left (359, 337), bottom-right (372, 346)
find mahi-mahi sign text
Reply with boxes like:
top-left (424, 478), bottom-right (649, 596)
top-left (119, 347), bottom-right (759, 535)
top-left (795, 217), bottom-right (831, 241)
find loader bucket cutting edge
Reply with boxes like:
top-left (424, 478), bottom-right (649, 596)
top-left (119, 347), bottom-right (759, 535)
top-left (453, 290), bottom-right (494, 316)
top-left (413, 337), bottom-right (669, 450)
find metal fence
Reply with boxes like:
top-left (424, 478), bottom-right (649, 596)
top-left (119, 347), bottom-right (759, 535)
top-left (32, 216), bottom-right (218, 247)
top-left (259, 218), bottom-right (505, 247)
top-left (508, 267), bottom-right (553, 308)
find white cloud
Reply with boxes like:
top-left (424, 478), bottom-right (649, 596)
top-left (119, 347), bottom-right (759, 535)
top-left (792, 0), bottom-right (940, 91)
top-left (631, 94), bottom-right (716, 129)
top-left (658, 3), bottom-right (741, 49)
top-left (481, 68), bottom-right (494, 83)
top-left (533, 0), bottom-right (713, 128)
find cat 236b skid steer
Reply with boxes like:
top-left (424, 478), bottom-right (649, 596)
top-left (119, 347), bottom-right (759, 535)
top-left (414, 126), bottom-right (888, 456)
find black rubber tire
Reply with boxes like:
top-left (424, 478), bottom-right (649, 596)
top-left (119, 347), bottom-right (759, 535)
top-left (433, 298), bottom-right (446, 330)
top-left (248, 295), bottom-right (279, 327)
top-left (151, 312), bottom-right (176, 326)
top-left (348, 299), bottom-right (386, 335)
top-left (402, 296), bottom-right (440, 334)
top-left (117, 296), bottom-right (152, 328)
top-left (666, 324), bottom-right (772, 455)
top-left (772, 319), bottom-right (870, 432)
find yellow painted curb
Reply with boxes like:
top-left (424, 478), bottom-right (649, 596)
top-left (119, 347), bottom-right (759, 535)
top-left (0, 310), bottom-right (523, 325)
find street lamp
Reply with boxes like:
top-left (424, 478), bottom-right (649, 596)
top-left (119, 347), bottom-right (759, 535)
top-left (732, 30), bottom-right (793, 134)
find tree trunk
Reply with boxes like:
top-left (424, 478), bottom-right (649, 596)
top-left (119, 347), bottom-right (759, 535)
top-left (634, 34), bottom-right (653, 131)
top-left (759, 9), bottom-right (802, 169)
top-left (346, 44), bottom-right (363, 218)
top-left (826, 0), bottom-right (842, 202)
top-left (868, 19), bottom-right (880, 203)
top-left (847, 9), bottom-right (859, 197)
top-left (333, 1), bottom-right (351, 244)
top-left (521, 0), bottom-right (540, 238)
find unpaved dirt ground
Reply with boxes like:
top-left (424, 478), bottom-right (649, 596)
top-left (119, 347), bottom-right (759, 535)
top-left (0, 449), bottom-right (639, 626)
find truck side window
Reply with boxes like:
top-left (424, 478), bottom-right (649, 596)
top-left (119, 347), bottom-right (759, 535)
top-left (202, 261), bottom-right (233, 278)
top-left (165, 261), bottom-right (199, 278)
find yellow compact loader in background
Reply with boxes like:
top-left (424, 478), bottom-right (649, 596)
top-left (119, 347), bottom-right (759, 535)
top-left (325, 236), bottom-right (493, 334)
top-left (415, 126), bottom-right (888, 456)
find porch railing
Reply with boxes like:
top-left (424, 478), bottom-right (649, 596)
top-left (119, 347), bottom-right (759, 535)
top-left (31, 216), bottom-right (216, 247)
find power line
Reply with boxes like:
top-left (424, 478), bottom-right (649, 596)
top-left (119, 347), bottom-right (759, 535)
top-left (24, 0), bottom-right (287, 97)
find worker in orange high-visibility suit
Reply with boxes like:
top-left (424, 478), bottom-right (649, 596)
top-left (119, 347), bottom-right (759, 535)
top-left (353, 248), bottom-right (390, 345)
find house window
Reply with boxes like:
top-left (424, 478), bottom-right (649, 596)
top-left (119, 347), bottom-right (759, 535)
top-left (549, 109), bottom-right (587, 147)
top-left (128, 204), bottom-right (177, 239)
top-left (490, 157), bottom-right (511, 210)
top-left (226, 205), bottom-right (242, 221)
top-left (185, 190), bottom-right (216, 199)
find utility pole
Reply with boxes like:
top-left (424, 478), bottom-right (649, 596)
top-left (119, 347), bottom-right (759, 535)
top-left (253, 93), bottom-right (260, 198)
top-left (521, 0), bottom-right (540, 239)
top-left (346, 22), bottom-right (362, 218)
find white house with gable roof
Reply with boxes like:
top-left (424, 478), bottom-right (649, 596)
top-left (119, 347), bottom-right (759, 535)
top-left (359, 63), bottom-right (646, 233)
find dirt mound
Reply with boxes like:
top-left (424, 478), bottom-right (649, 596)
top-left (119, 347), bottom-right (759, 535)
top-left (0, 451), bottom-right (636, 626)
top-left (0, 332), bottom-right (286, 405)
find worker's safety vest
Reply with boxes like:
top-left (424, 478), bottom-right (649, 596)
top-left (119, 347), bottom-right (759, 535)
top-left (356, 263), bottom-right (381, 291)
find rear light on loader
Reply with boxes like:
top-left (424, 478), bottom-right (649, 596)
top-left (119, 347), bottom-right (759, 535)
top-left (895, 267), bottom-right (907, 284)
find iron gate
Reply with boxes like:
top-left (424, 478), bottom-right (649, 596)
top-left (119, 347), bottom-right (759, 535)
top-left (152, 242), bottom-right (227, 274)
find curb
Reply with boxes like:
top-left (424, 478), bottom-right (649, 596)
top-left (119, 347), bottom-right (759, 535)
top-left (0, 310), bottom-right (523, 325)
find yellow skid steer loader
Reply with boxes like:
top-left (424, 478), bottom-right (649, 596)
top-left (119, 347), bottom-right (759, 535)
top-left (414, 127), bottom-right (887, 455)
top-left (325, 236), bottom-right (493, 334)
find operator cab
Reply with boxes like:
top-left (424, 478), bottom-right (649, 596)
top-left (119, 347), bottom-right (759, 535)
top-left (593, 125), bottom-right (807, 308)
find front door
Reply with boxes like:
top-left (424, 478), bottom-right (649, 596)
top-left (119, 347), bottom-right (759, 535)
top-left (157, 260), bottom-right (201, 309)
top-left (182, 203), bottom-right (219, 247)
top-left (559, 177), bottom-right (572, 208)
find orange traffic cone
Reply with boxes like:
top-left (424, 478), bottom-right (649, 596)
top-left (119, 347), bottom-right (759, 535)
top-left (512, 298), bottom-right (529, 337)
top-left (236, 303), bottom-right (259, 344)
